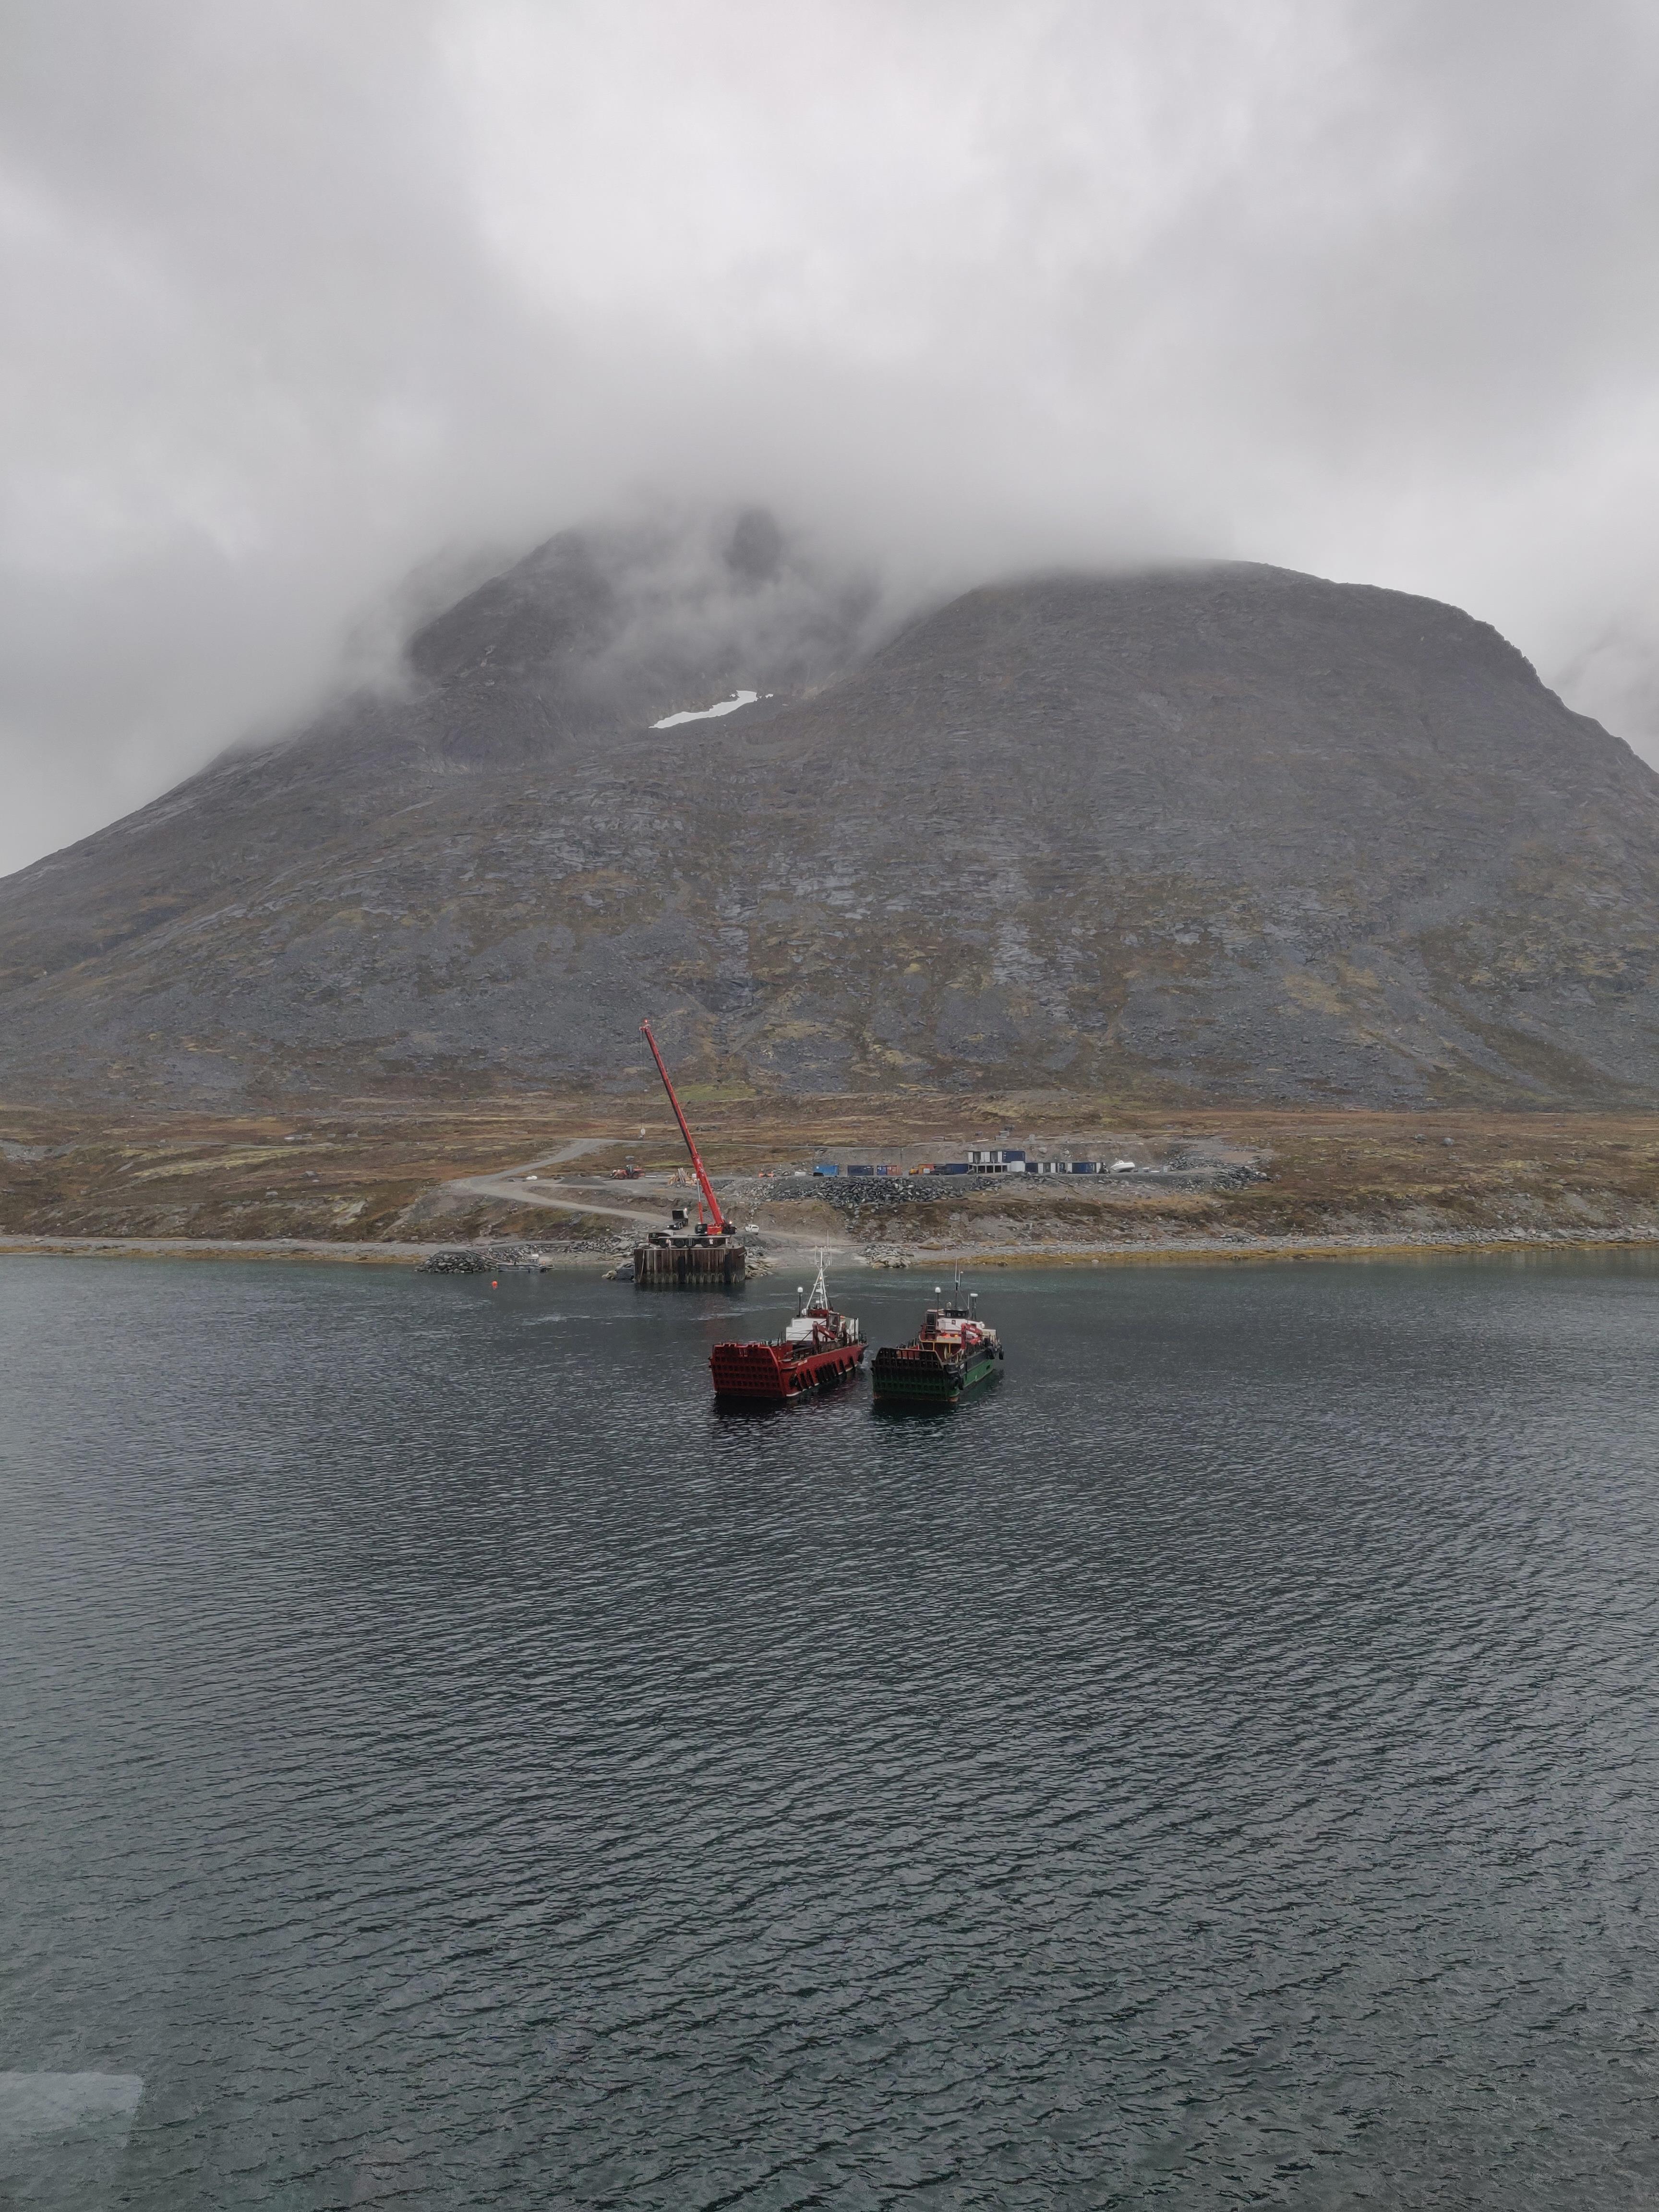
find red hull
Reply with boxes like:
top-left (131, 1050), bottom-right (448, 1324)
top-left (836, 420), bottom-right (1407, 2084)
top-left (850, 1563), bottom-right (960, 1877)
top-left (710, 1339), bottom-right (866, 1401)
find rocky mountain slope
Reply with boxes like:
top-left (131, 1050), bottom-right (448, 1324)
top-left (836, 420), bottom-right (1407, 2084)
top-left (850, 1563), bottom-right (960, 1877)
top-left (4, 520), bottom-right (1659, 1106)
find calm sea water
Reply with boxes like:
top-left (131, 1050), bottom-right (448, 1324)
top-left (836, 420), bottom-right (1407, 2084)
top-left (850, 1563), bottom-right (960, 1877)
top-left (5, 1251), bottom-right (1659, 2210)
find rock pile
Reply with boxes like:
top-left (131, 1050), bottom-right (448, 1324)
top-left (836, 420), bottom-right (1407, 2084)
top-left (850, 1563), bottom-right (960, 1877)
top-left (765, 1174), bottom-right (1010, 1214)
top-left (419, 1236), bottom-right (628, 1274)
top-left (753, 1166), bottom-right (1266, 1216)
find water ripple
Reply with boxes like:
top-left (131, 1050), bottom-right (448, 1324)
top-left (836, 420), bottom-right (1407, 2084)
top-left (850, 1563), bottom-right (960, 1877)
top-left (5, 1253), bottom-right (1659, 2207)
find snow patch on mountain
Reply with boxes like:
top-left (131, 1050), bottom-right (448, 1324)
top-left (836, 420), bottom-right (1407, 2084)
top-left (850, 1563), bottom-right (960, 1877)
top-left (652, 690), bottom-right (764, 728)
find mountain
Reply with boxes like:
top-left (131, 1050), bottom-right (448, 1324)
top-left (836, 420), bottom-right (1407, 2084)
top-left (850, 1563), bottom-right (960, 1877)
top-left (4, 521), bottom-right (1659, 1107)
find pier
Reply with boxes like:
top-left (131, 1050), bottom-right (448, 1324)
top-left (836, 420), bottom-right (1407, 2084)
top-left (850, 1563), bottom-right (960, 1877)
top-left (633, 1230), bottom-right (747, 1287)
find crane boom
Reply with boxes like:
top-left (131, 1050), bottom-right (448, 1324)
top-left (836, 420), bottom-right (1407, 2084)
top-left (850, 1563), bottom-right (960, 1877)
top-left (640, 1021), bottom-right (732, 1234)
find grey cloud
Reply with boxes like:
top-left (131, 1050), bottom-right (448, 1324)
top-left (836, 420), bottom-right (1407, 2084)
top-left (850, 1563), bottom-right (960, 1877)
top-left (4, 0), bottom-right (1659, 874)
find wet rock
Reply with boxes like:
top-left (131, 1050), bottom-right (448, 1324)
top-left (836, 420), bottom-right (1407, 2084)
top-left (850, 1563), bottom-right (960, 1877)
top-left (420, 1249), bottom-right (489, 1274)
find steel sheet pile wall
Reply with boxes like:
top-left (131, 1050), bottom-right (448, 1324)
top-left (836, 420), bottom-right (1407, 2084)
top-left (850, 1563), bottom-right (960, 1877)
top-left (634, 1239), bottom-right (747, 1288)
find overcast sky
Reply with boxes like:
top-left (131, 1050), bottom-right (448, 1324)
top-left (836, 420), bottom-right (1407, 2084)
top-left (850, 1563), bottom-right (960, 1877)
top-left (4, 0), bottom-right (1659, 876)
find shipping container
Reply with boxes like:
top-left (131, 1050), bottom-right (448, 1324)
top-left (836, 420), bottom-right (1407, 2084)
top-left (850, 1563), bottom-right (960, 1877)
top-left (813, 1163), bottom-right (841, 1177)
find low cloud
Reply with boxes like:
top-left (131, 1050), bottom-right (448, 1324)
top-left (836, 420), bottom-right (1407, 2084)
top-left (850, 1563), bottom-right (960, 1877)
top-left (4, 0), bottom-right (1659, 873)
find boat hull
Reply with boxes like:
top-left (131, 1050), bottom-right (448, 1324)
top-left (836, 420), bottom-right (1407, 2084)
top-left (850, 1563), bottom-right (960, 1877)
top-left (711, 1339), bottom-right (865, 1401)
top-left (870, 1343), bottom-right (1001, 1403)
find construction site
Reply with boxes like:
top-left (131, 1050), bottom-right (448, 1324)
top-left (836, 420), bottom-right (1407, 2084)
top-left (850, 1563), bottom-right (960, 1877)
top-left (7, 1088), bottom-right (1659, 1273)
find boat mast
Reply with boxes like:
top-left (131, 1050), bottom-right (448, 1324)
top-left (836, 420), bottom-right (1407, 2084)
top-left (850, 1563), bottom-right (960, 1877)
top-left (639, 1020), bottom-right (733, 1234)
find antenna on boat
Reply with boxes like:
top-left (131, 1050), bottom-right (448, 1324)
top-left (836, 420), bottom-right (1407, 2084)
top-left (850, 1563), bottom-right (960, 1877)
top-left (806, 1249), bottom-right (830, 1314)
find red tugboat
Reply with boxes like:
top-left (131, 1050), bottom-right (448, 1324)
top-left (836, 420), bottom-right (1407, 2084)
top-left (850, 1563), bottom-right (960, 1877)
top-left (710, 1256), bottom-right (865, 1401)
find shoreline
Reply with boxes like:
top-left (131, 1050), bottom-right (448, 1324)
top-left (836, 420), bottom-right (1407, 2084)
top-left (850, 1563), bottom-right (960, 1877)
top-left (7, 1224), bottom-right (1659, 1269)
top-left (0, 1234), bottom-right (459, 1266)
top-left (8, 1105), bottom-right (1659, 1272)
top-left (878, 1226), bottom-right (1659, 1267)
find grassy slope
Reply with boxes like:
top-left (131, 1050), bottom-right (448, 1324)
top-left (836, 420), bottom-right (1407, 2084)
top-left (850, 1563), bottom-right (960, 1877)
top-left (6, 1095), bottom-right (1659, 1253)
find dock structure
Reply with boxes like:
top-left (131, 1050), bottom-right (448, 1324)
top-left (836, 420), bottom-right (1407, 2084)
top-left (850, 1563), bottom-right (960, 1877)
top-left (633, 1230), bottom-right (746, 1288)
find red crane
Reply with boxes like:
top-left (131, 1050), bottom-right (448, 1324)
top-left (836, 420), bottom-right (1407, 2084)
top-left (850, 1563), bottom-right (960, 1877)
top-left (640, 1021), bottom-right (733, 1235)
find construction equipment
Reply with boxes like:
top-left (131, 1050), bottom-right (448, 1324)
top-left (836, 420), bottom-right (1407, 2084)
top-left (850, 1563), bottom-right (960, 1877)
top-left (640, 1021), bottom-right (732, 1232)
top-left (633, 1023), bottom-right (744, 1287)
top-left (709, 1253), bottom-right (864, 1401)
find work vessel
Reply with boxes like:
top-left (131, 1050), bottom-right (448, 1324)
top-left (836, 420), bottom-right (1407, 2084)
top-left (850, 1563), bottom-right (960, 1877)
top-left (710, 1258), bottom-right (864, 1401)
top-left (871, 1280), bottom-right (1003, 1404)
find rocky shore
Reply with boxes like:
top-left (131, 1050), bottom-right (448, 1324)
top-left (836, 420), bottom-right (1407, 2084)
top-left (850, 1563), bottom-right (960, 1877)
top-left (7, 1219), bottom-right (1659, 1272)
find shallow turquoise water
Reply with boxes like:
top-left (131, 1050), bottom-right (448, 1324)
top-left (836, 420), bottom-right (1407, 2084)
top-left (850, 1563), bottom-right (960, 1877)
top-left (5, 1251), bottom-right (1659, 2208)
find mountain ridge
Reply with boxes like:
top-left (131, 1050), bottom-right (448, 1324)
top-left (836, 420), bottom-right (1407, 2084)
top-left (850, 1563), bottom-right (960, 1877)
top-left (4, 537), bottom-right (1659, 1107)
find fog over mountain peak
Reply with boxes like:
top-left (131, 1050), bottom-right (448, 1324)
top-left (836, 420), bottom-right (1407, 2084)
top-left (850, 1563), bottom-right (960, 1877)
top-left (5, 548), bottom-right (1659, 1110)
top-left (393, 505), bottom-right (886, 762)
top-left (7, 2), bottom-right (1659, 875)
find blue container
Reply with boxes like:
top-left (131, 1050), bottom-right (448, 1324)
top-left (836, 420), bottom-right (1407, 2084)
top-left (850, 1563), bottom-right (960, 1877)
top-left (1070, 1161), bottom-right (1097, 1174)
top-left (941, 1161), bottom-right (970, 1174)
top-left (812, 1163), bottom-right (841, 1177)
top-left (847, 1166), bottom-right (874, 1177)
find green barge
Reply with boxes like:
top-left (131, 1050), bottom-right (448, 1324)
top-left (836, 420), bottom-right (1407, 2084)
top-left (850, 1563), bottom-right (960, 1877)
top-left (870, 1283), bottom-right (1003, 1404)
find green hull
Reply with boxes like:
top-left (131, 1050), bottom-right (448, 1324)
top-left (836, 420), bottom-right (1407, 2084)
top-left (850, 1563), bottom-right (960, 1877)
top-left (871, 1345), bottom-right (1000, 1404)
